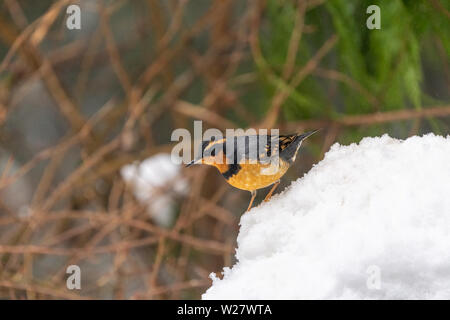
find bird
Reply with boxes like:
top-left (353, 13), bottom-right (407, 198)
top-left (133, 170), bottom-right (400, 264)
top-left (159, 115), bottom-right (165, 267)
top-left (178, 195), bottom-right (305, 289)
top-left (186, 130), bottom-right (319, 212)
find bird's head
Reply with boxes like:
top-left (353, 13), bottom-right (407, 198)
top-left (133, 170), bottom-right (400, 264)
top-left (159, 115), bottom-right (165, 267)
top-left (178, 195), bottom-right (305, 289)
top-left (186, 138), bottom-right (226, 167)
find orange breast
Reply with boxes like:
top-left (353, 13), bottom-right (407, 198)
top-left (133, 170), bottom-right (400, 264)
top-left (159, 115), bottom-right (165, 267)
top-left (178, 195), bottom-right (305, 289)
top-left (225, 161), bottom-right (289, 191)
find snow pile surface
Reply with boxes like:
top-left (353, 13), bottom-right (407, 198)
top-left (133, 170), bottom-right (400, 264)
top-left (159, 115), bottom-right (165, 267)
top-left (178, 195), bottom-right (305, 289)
top-left (121, 153), bottom-right (187, 226)
top-left (203, 134), bottom-right (450, 299)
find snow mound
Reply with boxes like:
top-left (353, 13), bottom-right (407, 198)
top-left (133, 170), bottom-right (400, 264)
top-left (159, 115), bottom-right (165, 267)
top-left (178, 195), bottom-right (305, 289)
top-left (121, 153), bottom-right (187, 227)
top-left (203, 134), bottom-right (450, 299)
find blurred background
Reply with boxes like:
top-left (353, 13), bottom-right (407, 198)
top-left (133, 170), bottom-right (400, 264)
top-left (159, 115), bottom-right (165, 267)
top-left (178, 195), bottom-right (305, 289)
top-left (0, 0), bottom-right (448, 299)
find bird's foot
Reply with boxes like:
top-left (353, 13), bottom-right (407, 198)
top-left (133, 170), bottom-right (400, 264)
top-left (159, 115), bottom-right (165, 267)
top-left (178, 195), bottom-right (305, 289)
top-left (263, 181), bottom-right (280, 202)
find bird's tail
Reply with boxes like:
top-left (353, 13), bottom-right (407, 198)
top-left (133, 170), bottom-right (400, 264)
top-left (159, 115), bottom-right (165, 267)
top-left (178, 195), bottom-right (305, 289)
top-left (295, 129), bottom-right (320, 142)
top-left (280, 129), bottom-right (320, 163)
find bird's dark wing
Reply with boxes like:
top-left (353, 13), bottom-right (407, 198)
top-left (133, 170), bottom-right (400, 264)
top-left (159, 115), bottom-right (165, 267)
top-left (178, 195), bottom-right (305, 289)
top-left (222, 134), bottom-right (287, 164)
top-left (279, 134), bottom-right (298, 152)
top-left (198, 131), bottom-right (317, 164)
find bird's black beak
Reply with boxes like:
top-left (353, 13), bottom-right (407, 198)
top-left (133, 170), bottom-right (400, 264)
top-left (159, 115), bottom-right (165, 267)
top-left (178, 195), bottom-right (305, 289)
top-left (297, 129), bottom-right (320, 141)
top-left (186, 161), bottom-right (194, 167)
top-left (186, 158), bottom-right (201, 167)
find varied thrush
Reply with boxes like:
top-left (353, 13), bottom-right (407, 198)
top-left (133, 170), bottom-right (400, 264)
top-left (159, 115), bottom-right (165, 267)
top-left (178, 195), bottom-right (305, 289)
top-left (187, 130), bottom-right (319, 211)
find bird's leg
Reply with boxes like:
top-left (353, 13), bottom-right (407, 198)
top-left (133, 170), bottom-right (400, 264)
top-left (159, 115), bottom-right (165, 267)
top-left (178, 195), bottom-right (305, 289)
top-left (264, 180), bottom-right (280, 202)
top-left (246, 190), bottom-right (257, 212)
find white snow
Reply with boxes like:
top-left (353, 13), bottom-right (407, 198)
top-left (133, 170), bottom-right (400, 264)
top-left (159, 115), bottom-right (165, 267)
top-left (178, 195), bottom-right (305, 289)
top-left (121, 153), bottom-right (188, 227)
top-left (203, 133), bottom-right (450, 299)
